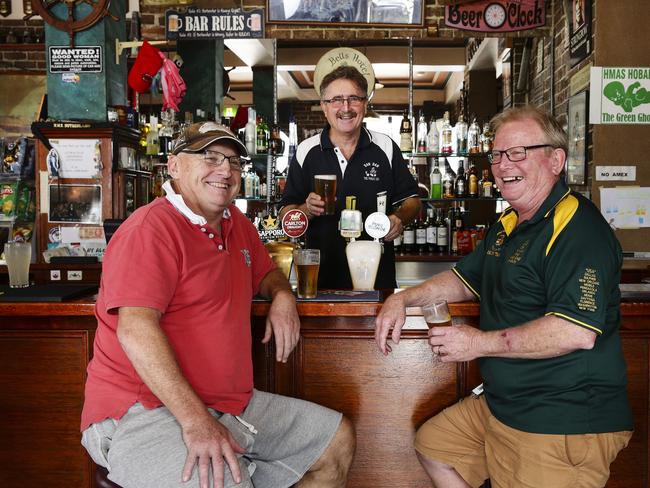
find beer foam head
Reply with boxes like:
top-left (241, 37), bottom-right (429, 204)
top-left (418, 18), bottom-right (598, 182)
top-left (315, 174), bottom-right (337, 180)
top-left (313, 47), bottom-right (375, 98)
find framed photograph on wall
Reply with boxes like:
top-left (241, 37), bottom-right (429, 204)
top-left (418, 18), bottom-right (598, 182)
top-left (267, 0), bottom-right (424, 26)
top-left (48, 184), bottom-right (102, 224)
top-left (566, 90), bottom-right (588, 185)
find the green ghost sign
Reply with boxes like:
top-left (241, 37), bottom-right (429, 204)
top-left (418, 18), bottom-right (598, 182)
top-left (590, 67), bottom-right (650, 124)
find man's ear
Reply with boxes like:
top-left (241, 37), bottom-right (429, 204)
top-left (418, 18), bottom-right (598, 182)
top-left (551, 148), bottom-right (566, 176)
top-left (167, 154), bottom-right (180, 178)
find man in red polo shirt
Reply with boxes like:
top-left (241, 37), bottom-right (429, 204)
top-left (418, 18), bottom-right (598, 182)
top-left (81, 122), bottom-right (354, 488)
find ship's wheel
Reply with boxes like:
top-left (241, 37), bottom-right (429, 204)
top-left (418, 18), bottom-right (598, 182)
top-left (26, 0), bottom-right (118, 47)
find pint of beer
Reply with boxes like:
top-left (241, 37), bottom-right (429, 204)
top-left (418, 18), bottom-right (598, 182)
top-left (314, 174), bottom-right (337, 215)
top-left (293, 249), bottom-right (320, 299)
top-left (422, 300), bottom-right (451, 328)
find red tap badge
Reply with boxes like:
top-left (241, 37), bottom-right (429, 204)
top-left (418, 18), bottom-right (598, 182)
top-left (281, 209), bottom-right (308, 239)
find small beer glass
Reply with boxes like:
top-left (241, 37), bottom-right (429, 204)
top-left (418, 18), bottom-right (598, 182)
top-left (422, 300), bottom-right (451, 328)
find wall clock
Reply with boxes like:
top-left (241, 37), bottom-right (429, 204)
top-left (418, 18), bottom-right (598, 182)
top-left (484, 3), bottom-right (507, 29)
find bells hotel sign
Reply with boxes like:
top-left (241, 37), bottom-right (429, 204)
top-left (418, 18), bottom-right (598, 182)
top-left (445, 0), bottom-right (546, 33)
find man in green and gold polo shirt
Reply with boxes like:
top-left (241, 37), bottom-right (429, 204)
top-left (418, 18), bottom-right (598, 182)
top-left (374, 106), bottom-right (633, 488)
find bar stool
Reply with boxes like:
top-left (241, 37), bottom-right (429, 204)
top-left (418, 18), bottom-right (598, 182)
top-left (95, 465), bottom-right (123, 488)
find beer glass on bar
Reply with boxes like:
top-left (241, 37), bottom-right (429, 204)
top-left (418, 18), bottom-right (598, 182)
top-left (314, 174), bottom-right (337, 215)
top-left (4, 241), bottom-right (31, 288)
top-left (422, 300), bottom-right (451, 328)
top-left (293, 249), bottom-right (320, 299)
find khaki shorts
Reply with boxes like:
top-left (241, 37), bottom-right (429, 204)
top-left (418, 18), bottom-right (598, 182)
top-left (414, 395), bottom-right (632, 488)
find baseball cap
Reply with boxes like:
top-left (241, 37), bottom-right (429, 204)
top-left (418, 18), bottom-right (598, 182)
top-left (171, 121), bottom-right (248, 156)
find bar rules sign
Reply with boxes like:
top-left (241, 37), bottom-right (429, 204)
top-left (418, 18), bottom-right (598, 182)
top-left (166, 8), bottom-right (264, 39)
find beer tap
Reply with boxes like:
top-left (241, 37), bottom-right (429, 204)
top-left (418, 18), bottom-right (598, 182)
top-left (339, 196), bottom-right (363, 242)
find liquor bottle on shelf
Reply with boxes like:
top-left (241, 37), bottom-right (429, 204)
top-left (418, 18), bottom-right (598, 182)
top-left (288, 115), bottom-right (298, 162)
top-left (481, 122), bottom-right (494, 153)
top-left (399, 110), bottom-right (413, 153)
top-left (440, 111), bottom-right (453, 155)
top-left (442, 159), bottom-right (455, 199)
top-left (427, 117), bottom-right (439, 154)
top-left (436, 208), bottom-right (448, 254)
top-left (159, 109), bottom-right (174, 157)
top-left (393, 229), bottom-right (402, 255)
top-left (479, 168), bottom-right (495, 198)
top-left (138, 113), bottom-right (149, 152)
top-left (429, 158), bottom-right (442, 199)
top-left (146, 115), bottom-right (160, 156)
top-left (416, 213), bottom-right (427, 254)
top-left (426, 207), bottom-right (437, 254)
top-left (256, 116), bottom-right (269, 154)
top-left (402, 219), bottom-right (415, 254)
top-left (468, 117), bottom-right (481, 154)
top-left (416, 111), bottom-right (428, 153)
top-left (454, 159), bottom-right (467, 198)
top-left (450, 205), bottom-right (463, 255)
top-left (455, 114), bottom-right (468, 155)
top-left (467, 158), bottom-right (479, 198)
top-left (245, 107), bottom-right (257, 155)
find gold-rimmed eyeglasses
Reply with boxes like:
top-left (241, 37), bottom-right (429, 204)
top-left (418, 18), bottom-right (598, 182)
top-left (488, 144), bottom-right (553, 165)
top-left (322, 95), bottom-right (367, 108)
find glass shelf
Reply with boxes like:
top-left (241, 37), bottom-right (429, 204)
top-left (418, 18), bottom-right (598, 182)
top-left (422, 197), bottom-right (503, 202)
top-left (403, 152), bottom-right (489, 158)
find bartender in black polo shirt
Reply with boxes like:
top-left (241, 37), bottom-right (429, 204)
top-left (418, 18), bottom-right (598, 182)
top-left (280, 48), bottom-right (421, 289)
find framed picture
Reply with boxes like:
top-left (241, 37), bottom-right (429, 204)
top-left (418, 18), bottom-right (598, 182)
top-left (267, 0), bottom-right (424, 26)
top-left (564, 0), bottom-right (592, 67)
top-left (48, 184), bottom-right (102, 224)
top-left (501, 50), bottom-right (512, 109)
top-left (566, 90), bottom-right (588, 185)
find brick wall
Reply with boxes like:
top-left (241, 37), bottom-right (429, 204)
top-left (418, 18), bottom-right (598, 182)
top-left (0, 20), bottom-right (45, 72)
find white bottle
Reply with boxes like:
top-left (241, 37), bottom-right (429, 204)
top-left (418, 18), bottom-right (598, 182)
top-left (245, 107), bottom-right (257, 155)
top-left (427, 119), bottom-right (439, 154)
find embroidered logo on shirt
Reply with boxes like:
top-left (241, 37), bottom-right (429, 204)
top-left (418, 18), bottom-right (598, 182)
top-left (241, 249), bottom-right (251, 267)
top-left (363, 161), bottom-right (380, 181)
top-left (487, 231), bottom-right (507, 257)
top-left (507, 240), bottom-right (530, 264)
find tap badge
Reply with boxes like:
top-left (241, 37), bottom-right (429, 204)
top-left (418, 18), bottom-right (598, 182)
top-left (282, 209), bottom-right (308, 239)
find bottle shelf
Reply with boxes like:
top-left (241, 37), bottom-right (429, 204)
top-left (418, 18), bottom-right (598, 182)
top-left (422, 197), bottom-right (503, 202)
top-left (395, 253), bottom-right (463, 262)
top-left (403, 152), bottom-right (490, 158)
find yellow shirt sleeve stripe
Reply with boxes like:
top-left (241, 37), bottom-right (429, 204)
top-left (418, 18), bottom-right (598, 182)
top-left (545, 311), bottom-right (603, 334)
top-left (452, 267), bottom-right (481, 300)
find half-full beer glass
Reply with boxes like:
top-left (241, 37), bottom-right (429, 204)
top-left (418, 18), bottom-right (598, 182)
top-left (4, 241), bottom-right (31, 288)
top-left (314, 174), bottom-right (337, 215)
top-left (422, 300), bottom-right (451, 328)
top-left (293, 249), bottom-right (320, 299)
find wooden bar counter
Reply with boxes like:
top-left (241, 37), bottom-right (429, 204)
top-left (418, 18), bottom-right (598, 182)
top-left (1, 296), bottom-right (649, 487)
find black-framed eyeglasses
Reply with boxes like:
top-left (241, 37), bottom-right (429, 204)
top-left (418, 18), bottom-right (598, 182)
top-left (321, 95), bottom-right (367, 108)
top-left (488, 144), bottom-right (553, 165)
top-left (187, 149), bottom-right (246, 171)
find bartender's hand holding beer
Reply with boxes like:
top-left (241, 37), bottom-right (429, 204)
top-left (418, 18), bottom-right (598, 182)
top-left (303, 192), bottom-right (326, 218)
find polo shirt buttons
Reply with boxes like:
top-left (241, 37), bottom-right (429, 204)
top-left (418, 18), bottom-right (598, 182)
top-left (218, 244), bottom-right (223, 250)
top-left (200, 227), bottom-right (207, 232)
top-left (208, 233), bottom-right (214, 238)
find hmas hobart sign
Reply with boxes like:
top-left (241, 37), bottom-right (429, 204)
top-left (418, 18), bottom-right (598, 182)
top-left (445, 1), bottom-right (546, 33)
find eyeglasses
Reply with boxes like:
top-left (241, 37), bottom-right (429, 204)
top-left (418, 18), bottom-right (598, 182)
top-left (190, 149), bottom-right (245, 171)
top-left (321, 95), bottom-right (367, 108)
top-left (488, 144), bottom-right (553, 165)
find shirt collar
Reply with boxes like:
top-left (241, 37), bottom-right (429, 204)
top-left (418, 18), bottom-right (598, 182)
top-left (497, 179), bottom-right (571, 235)
top-left (162, 180), bottom-right (231, 226)
top-left (320, 125), bottom-right (371, 151)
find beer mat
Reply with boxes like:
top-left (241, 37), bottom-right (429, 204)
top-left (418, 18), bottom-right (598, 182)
top-left (619, 283), bottom-right (650, 300)
top-left (0, 284), bottom-right (98, 302)
top-left (253, 290), bottom-right (381, 302)
top-left (298, 289), bottom-right (381, 302)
